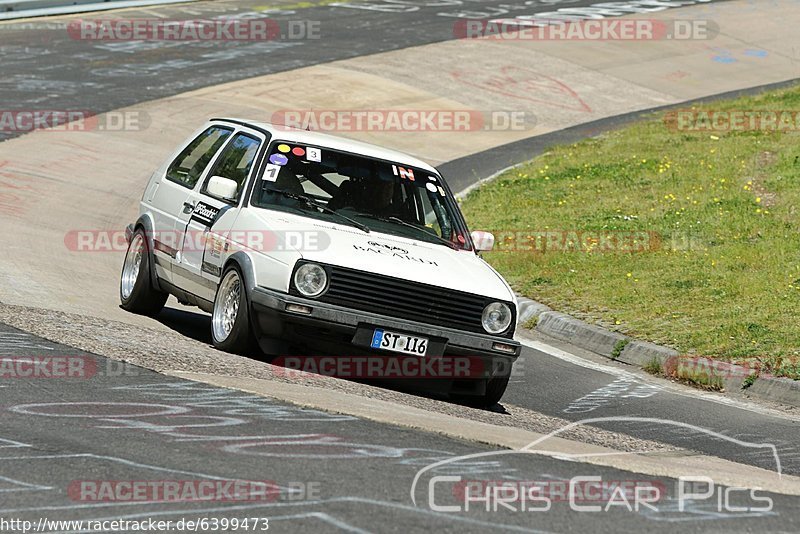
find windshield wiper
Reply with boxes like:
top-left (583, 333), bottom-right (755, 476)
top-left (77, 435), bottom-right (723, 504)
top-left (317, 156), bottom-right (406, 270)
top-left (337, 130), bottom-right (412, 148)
top-left (357, 214), bottom-right (458, 250)
top-left (265, 189), bottom-right (370, 234)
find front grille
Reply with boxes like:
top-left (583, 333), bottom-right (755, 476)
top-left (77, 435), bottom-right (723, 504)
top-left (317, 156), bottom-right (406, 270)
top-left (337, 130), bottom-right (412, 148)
top-left (302, 264), bottom-right (514, 336)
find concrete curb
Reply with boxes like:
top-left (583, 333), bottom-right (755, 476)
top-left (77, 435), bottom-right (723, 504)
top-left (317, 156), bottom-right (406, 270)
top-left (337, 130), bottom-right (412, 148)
top-left (514, 296), bottom-right (799, 408)
top-left (536, 310), bottom-right (629, 361)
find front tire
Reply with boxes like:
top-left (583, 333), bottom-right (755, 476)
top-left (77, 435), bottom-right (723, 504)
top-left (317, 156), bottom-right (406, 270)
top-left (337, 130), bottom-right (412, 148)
top-left (120, 228), bottom-right (168, 316)
top-left (482, 374), bottom-right (510, 407)
top-left (452, 374), bottom-right (510, 409)
top-left (212, 265), bottom-right (257, 354)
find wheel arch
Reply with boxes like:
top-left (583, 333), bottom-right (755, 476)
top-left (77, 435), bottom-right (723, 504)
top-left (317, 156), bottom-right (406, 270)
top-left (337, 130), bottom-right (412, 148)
top-left (132, 213), bottom-right (161, 292)
top-left (221, 251), bottom-right (257, 294)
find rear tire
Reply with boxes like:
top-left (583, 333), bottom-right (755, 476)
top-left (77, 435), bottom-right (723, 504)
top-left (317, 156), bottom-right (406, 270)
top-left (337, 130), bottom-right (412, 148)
top-left (120, 228), bottom-right (168, 316)
top-left (211, 265), bottom-right (257, 354)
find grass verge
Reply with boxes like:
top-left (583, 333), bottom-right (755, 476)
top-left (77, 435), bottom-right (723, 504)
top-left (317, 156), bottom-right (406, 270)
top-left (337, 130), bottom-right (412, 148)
top-left (461, 86), bottom-right (800, 379)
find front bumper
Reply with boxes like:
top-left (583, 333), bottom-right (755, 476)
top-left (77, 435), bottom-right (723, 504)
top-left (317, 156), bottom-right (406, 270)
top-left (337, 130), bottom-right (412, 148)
top-left (250, 286), bottom-right (520, 380)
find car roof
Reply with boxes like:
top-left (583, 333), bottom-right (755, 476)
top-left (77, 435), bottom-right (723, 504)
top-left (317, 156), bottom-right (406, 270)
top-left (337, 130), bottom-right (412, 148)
top-left (213, 117), bottom-right (440, 175)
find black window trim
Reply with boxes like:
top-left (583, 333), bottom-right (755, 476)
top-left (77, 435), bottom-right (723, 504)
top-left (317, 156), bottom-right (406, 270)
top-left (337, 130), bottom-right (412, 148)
top-left (207, 119), bottom-right (273, 209)
top-left (164, 125), bottom-right (235, 190)
top-left (199, 131), bottom-right (264, 207)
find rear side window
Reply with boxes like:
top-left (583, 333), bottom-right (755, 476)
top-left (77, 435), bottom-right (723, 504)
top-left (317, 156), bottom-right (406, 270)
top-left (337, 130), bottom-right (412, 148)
top-left (165, 126), bottom-right (233, 189)
top-left (201, 133), bottom-right (261, 203)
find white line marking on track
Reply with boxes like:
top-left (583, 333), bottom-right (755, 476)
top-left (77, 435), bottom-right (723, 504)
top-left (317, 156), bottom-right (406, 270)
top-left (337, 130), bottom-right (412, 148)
top-left (43, 497), bottom-right (547, 534)
top-left (519, 338), bottom-right (800, 422)
top-left (0, 474), bottom-right (52, 493)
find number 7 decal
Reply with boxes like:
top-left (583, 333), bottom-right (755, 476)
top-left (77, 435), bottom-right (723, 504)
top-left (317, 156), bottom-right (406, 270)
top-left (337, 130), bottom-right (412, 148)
top-left (264, 163), bottom-right (280, 182)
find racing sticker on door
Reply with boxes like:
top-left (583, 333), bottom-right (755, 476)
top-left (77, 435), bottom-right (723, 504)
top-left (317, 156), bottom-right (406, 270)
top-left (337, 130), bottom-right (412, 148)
top-left (191, 201), bottom-right (220, 227)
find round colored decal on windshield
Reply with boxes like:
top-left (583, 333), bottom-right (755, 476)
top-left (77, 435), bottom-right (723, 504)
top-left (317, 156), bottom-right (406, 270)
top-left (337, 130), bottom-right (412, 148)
top-left (292, 147), bottom-right (305, 156)
top-left (277, 144), bottom-right (291, 153)
top-left (269, 153), bottom-right (289, 165)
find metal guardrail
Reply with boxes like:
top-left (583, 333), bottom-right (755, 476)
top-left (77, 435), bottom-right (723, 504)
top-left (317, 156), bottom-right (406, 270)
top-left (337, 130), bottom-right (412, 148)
top-left (0, 0), bottom-right (195, 20)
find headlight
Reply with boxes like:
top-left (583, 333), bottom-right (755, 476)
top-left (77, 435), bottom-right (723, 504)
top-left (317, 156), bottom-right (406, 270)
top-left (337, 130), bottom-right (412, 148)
top-left (293, 263), bottom-right (327, 297)
top-left (482, 302), bottom-right (512, 334)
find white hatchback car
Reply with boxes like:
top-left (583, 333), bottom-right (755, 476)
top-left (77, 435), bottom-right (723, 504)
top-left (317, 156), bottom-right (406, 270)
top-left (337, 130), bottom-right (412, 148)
top-left (121, 118), bottom-right (520, 406)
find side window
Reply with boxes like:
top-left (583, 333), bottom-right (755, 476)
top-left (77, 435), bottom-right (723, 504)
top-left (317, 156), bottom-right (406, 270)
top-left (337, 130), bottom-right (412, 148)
top-left (201, 133), bottom-right (261, 203)
top-left (419, 186), bottom-right (453, 239)
top-left (165, 126), bottom-right (233, 189)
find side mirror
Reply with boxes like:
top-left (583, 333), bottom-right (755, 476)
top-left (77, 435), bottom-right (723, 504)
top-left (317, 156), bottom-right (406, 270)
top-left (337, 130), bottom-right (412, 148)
top-left (206, 176), bottom-right (238, 200)
top-left (471, 230), bottom-right (495, 252)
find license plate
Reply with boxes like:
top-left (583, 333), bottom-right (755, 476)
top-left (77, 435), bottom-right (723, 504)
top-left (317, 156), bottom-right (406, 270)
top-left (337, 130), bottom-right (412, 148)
top-left (370, 329), bottom-right (428, 356)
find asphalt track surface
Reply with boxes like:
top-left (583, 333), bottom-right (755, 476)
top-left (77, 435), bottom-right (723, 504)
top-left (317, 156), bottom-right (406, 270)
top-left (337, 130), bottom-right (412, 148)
top-left (1, 323), bottom-right (799, 532)
top-left (0, 0), bottom-right (732, 141)
top-left (2, 0), bottom-right (800, 531)
top-left (508, 336), bottom-right (800, 477)
top-left (80, 303), bottom-right (800, 480)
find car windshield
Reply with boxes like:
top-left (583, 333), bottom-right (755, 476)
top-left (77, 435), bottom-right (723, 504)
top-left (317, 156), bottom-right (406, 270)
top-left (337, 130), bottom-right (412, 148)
top-left (250, 141), bottom-right (473, 251)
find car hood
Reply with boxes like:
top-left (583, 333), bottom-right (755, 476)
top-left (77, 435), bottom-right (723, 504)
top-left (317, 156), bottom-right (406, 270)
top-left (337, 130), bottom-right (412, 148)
top-left (249, 209), bottom-right (515, 302)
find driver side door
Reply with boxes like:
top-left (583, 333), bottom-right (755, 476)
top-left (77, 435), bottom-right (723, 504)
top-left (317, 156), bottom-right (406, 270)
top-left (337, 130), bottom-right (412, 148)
top-left (172, 129), bottom-right (267, 303)
top-left (146, 125), bottom-right (233, 284)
